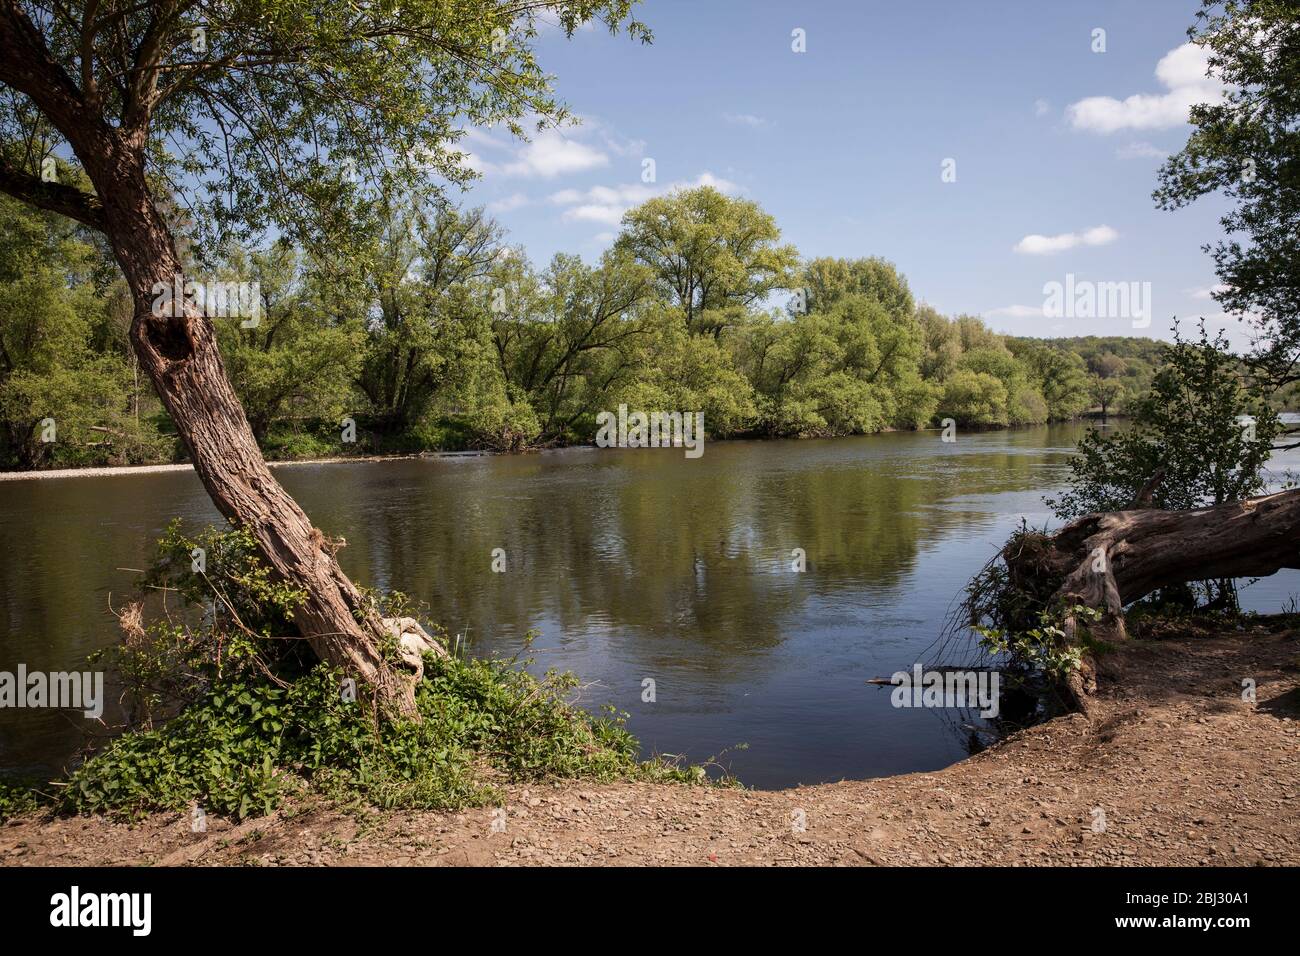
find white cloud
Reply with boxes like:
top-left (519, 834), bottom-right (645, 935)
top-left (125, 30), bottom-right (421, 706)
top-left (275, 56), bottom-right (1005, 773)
top-left (548, 172), bottom-right (742, 226)
top-left (1156, 41), bottom-right (1219, 89)
top-left (985, 304), bottom-right (1046, 318)
top-left (549, 184), bottom-right (658, 206)
top-left (690, 171), bottom-right (741, 193)
top-left (1115, 141), bottom-right (1168, 160)
top-left (1033, 98), bottom-right (1050, 117)
top-left (576, 115), bottom-right (647, 158)
top-left (501, 130), bottom-right (609, 177)
top-left (488, 192), bottom-right (531, 213)
top-left (723, 112), bottom-right (770, 128)
top-left (1013, 224), bottom-right (1119, 256)
top-left (548, 183), bottom-right (657, 224)
top-left (453, 123), bottom-right (612, 179)
top-left (1189, 283), bottom-right (1231, 300)
top-left (462, 128), bottom-right (511, 151)
top-left (454, 149), bottom-right (489, 175)
top-left (1066, 42), bottom-right (1224, 134)
top-left (454, 128), bottom-right (509, 173)
top-left (564, 203), bottom-right (626, 225)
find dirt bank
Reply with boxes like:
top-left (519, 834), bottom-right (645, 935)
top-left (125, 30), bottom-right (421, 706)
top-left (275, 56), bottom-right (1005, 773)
top-left (3, 620), bottom-right (1298, 866)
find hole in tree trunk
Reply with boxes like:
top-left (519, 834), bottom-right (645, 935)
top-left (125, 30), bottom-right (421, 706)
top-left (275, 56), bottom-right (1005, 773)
top-left (147, 317), bottom-right (194, 361)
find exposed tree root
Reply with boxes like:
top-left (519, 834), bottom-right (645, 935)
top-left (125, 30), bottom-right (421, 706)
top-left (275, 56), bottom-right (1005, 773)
top-left (1004, 487), bottom-right (1300, 710)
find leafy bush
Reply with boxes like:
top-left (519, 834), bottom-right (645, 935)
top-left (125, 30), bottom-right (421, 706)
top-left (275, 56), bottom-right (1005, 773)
top-left (974, 605), bottom-right (1102, 681)
top-left (941, 369), bottom-right (1009, 427)
top-left (1046, 322), bottom-right (1281, 519)
top-left (64, 645), bottom-right (704, 820)
top-left (465, 398), bottom-right (542, 452)
top-left (1042, 323), bottom-right (1282, 611)
top-left (260, 426), bottom-right (339, 461)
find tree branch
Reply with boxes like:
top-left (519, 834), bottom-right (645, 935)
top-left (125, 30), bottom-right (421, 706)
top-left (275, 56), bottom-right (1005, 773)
top-left (0, 0), bottom-right (99, 151)
top-left (80, 0), bottom-right (101, 107)
top-left (0, 157), bottom-right (105, 230)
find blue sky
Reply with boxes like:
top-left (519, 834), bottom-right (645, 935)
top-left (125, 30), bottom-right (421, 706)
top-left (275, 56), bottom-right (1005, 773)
top-left (451, 0), bottom-right (1242, 345)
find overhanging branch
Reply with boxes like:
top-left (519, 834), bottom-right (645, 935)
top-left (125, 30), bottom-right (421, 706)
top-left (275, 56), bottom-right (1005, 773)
top-left (0, 159), bottom-right (105, 230)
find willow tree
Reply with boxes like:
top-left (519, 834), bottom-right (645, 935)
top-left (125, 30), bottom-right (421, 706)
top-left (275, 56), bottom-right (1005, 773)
top-left (614, 186), bottom-right (798, 338)
top-left (0, 0), bottom-right (648, 714)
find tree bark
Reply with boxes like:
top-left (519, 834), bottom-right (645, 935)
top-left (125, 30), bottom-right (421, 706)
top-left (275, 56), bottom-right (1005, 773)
top-left (107, 164), bottom-right (426, 715)
top-left (1004, 488), bottom-right (1300, 709)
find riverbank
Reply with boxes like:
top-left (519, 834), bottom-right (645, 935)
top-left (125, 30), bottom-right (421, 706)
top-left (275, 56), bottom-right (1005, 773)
top-left (1, 417), bottom-right (1139, 481)
top-left (4, 616), bottom-right (1297, 866)
top-left (0, 451), bottom-right (492, 482)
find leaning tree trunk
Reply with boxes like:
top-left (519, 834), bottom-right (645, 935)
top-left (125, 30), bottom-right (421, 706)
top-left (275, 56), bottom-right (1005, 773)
top-left (91, 147), bottom-right (427, 717)
top-left (1004, 488), bottom-right (1300, 710)
top-left (0, 0), bottom-right (434, 716)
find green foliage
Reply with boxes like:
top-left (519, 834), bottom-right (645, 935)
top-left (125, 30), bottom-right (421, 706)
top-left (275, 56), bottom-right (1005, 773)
top-left (941, 368), bottom-right (1009, 427)
top-left (0, 0), bottom-right (651, 463)
top-left (259, 428), bottom-right (340, 461)
top-left (51, 523), bottom-right (707, 820)
top-left (0, 779), bottom-right (41, 821)
top-left (1034, 336), bottom-right (1162, 413)
top-left (923, 314), bottom-right (1100, 427)
top-left (1008, 340), bottom-right (1092, 421)
top-left (358, 204), bottom-right (505, 434)
top-left (65, 651), bottom-right (705, 820)
top-left (464, 396), bottom-right (543, 452)
top-left (615, 186), bottom-right (798, 336)
top-left (1046, 322), bottom-right (1281, 519)
top-left (214, 244), bottom-right (363, 443)
top-left (1088, 374), bottom-right (1126, 419)
top-left (6, 1), bottom-right (1285, 476)
top-left (2, 1), bottom-right (650, 257)
top-left (616, 316), bottom-right (758, 437)
top-left (490, 249), bottom-right (655, 444)
top-left (954, 530), bottom-right (1102, 705)
top-left (0, 196), bottom-right (174, 468)
top-left (0, 182), bottom-right (1193, 469)
top-left (734, 291), bottom-right (929, 437)
top-left (802, 256), bottom-right (915, 318)
top-left (1155, 1), bottom-right (1300, 396)
top-left (975, 605), bottom-right (1102, 680)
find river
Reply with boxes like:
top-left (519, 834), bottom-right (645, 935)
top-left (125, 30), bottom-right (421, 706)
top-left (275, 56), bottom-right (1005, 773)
top-left (3, 424), bottom-right (1297, 788)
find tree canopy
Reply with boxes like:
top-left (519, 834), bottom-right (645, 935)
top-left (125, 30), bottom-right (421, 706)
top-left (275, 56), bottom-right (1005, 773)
top-left (0, 0), bottom-right (648, 257)
top-left (1156, 0), bottom-right (1300, 393)
top-left (0, 182), bottom-right (1167, 469)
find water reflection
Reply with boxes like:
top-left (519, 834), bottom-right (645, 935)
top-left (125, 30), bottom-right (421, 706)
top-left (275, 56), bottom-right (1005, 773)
top-left (3, 425), bottom-right (1297, 787)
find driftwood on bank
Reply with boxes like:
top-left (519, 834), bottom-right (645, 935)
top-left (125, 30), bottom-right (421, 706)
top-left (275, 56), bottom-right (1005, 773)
top-left (1003, 486), bottom-right (1300, 710)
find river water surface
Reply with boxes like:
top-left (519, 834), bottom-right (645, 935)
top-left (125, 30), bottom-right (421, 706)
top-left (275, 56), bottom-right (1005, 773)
top-left (3, 425), bottom-right (1298, 788)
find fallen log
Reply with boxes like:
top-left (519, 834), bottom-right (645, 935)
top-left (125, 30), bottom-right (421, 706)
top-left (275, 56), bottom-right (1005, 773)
top-left (1002, 487), bottom-right (1300, 710)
